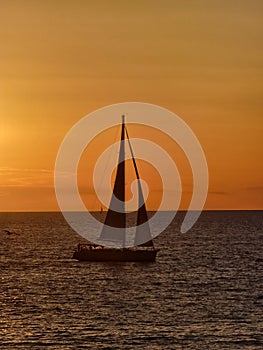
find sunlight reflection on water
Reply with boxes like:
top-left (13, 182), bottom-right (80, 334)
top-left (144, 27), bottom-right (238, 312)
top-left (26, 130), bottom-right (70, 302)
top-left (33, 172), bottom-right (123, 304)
top-left (0, 211), bottom-right (262, 349)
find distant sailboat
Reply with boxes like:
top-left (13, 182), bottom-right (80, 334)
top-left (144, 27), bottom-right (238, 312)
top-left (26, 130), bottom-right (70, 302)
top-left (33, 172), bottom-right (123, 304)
top-left (73, 115), bottom-right (159, 262)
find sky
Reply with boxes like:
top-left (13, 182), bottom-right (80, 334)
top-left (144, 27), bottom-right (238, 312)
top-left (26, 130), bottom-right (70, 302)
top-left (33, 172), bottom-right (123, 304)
top-left (0, 0), bottom-right (262, 211)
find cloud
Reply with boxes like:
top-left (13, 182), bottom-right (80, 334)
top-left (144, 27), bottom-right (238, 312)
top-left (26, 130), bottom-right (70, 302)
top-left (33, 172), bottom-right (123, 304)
top-left (209, 191), bottom-right (230, 195)
top-left (244, 186), bottom-right (263, 191)
top-left (0, 167), bottom-right (52, 174)
top-left (0, 167), bottom-right (54, 188)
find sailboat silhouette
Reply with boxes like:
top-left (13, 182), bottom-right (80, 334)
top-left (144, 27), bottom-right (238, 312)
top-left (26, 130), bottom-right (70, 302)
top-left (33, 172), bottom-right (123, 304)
top-left (73, 116), bottom-right (159, 262)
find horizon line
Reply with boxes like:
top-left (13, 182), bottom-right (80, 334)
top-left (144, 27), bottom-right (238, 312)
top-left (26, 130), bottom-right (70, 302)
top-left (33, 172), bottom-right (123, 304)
top-left (0, 209), bottom-right (262, 213)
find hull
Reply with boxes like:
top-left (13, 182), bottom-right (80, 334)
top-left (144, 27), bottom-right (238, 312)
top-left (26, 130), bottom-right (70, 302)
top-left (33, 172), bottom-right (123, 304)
top-left (73, 248), bottom-right (159, 262)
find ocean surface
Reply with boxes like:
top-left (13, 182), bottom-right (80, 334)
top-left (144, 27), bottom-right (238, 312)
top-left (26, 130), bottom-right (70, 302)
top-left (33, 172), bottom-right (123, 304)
top-left (0, 211), bottom-right (262, 349)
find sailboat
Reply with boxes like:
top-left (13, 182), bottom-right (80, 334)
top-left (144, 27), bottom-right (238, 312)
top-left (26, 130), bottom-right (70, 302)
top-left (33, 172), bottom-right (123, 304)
top-left (73, 115), bottom-right (159, 262)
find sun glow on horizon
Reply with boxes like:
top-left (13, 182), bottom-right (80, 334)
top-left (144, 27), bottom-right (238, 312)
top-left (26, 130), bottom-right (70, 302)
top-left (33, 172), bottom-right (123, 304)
top-left (0, 1), bottom-right (262, 211)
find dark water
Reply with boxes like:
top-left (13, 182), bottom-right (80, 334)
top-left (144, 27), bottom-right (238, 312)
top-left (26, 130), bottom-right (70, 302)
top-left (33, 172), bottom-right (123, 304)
top-left (0, 211), bottom-right (262, 349)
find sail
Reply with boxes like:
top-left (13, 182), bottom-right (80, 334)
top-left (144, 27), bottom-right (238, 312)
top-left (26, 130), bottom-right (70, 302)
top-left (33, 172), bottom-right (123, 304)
top-left (125, 127), bottom-right (154, 247)
top-left (99, 116), bottom-right (126, 246)
top-left (134, 180), bottom-right (154, 247)
top-left (100, 116), bottom-right (154, 248)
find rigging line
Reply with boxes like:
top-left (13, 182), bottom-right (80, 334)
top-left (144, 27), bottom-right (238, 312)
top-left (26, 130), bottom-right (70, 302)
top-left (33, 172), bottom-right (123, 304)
top-left (125, 124), bottom-right (150, 211)
top-left (124, 126), bottom-right (140, 181)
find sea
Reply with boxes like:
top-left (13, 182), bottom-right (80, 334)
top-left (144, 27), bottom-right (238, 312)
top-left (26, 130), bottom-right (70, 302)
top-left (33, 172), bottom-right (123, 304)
top-left (0, 211), bottom-right (262, 349)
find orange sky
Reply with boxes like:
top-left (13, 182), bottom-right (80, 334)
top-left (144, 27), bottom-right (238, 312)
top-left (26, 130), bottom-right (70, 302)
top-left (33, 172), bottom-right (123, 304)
top-left (1, 0), bottom-right (262, 211)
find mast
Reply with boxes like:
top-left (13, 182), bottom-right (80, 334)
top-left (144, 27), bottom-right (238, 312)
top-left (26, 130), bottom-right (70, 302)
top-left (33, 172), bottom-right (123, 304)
top-left (99, 115), bottom-right (126, 246)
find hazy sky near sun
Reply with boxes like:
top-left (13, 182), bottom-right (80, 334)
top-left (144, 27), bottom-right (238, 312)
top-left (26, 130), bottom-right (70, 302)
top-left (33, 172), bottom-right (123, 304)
top-left (0, 0), bottom-right (262, 211)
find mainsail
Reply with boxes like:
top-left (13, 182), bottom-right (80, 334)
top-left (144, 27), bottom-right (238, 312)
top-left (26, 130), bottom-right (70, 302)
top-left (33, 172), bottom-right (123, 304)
top-left (99, 116), bottom-right (154, 248)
